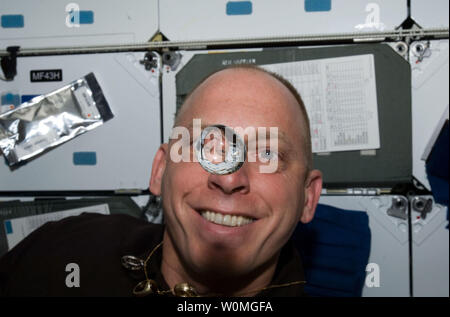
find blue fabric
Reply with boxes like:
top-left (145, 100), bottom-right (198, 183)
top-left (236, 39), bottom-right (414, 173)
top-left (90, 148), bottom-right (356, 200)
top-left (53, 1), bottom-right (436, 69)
top-left (425, 121), bottom-right (449, 229)
top-left (426, 121), bottom-right (449, 180)
top-left (293, 203), bottom-right (371, 297)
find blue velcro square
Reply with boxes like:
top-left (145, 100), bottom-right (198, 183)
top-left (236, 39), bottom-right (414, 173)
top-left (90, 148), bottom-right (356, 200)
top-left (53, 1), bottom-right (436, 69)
top-left (1, 93), bottom-right (20, 106)
top-left (5, 220), bottom-right (13, 234)
top-left (73, 152), bottom-right (97, 166)
top-left (226, 1), bottom-right (253, 15)
top-left (305, 0), bottom-right (331, 12)
top-left (1, 14), bottom-right (24, 28)
top-left (79, 11), bottom-right (94, 24)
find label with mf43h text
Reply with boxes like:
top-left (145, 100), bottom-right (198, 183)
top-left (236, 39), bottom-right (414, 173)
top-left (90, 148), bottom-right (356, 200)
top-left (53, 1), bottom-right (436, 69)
top-left (30, 69), bottom-right (63, 82)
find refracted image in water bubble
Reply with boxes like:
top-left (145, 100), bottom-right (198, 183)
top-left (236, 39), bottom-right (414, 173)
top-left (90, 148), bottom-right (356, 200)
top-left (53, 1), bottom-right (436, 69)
top-left (194, 125), bottom-right (246, 175)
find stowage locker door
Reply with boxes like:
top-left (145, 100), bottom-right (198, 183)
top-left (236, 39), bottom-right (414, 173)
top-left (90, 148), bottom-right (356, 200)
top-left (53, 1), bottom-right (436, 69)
top-left (0, 52), bottom-right (162, 192)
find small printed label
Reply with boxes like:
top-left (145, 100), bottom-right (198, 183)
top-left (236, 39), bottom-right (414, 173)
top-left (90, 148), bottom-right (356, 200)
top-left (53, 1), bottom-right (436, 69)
top-left (73, 85), bottom-right (100, 119)
top-left (30, 69), bottom-right (63, 82)
top-left (13, 130), bottom-right (59, 159)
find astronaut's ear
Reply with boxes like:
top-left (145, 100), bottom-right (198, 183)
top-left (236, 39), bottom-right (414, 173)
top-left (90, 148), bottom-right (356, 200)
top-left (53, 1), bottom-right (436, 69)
top-left (299, 169), bottom-right (322, 224)
top-left (149, 144), bottom-right (168, 195)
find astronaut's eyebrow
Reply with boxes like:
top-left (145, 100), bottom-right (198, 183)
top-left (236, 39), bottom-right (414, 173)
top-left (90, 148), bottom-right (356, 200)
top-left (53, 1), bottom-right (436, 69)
top-left (246, 129), bottom-right (291, 148)
top-left (182, 122), bottom-right (293, 151)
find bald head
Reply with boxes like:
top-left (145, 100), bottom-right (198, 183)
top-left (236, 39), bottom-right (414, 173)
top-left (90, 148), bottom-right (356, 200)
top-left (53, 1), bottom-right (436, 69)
top-left (174, 65), bottom-right (313, 170)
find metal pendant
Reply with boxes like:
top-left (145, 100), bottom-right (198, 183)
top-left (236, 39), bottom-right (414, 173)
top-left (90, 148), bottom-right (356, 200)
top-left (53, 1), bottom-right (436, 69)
top-left (173, 282), bottom-right (198, 297)
top-left (133, 279), bottom-right (159, 297)
top-left (121, 255), bottom-right (144, 271)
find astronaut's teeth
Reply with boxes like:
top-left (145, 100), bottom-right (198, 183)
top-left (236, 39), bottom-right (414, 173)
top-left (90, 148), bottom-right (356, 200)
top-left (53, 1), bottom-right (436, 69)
top-left (201, 210), bottom-right (253, 227)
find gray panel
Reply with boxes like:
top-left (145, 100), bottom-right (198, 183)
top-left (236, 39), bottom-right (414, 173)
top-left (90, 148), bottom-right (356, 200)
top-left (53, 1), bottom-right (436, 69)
top-left (319, 195), bottom-right (410, 297)
top-left (0, 52), bottom-right (161, 191)
top-left (411, 0), bottom-right (449, 29)
top-left (411, 196), bottom-right (449, 297)
top-left (410, 40), bottom-right (449, 190)
top-left (175, 44), bottom-right (412, 187)
top-left (160, 0), bottom-right (407, 41)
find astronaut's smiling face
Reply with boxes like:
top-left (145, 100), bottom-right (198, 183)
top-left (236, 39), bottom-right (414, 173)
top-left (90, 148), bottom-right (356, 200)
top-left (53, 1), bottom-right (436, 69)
top-left (150, 67), bottom-right (322, 292)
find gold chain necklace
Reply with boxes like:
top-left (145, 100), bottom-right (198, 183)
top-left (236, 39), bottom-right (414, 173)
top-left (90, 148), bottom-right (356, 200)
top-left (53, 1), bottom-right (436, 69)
top-left (123, 242), bottom-right (306, 297)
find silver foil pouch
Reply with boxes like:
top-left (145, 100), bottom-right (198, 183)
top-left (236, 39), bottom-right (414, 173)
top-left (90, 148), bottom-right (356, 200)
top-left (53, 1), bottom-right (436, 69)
top-left (0, 73), bottom-right (113, 166)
